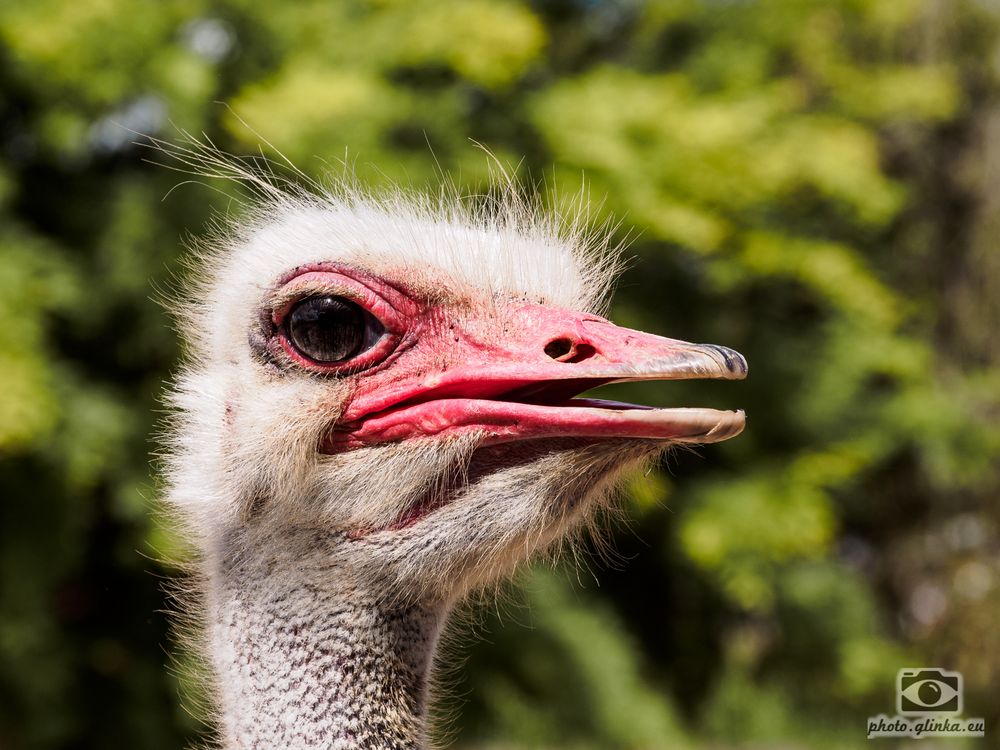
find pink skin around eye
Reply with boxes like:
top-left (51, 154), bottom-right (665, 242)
top-left (269, 264), bottom-right (421, 375)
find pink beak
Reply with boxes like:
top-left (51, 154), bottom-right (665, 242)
top-left (324, 305), bottom-right (747, 451)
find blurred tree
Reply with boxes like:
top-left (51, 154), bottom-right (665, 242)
top-left (0, 0), bottom-right (997, 748)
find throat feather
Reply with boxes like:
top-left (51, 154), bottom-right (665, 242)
top-left (209, 527), bottom-right (446, 750)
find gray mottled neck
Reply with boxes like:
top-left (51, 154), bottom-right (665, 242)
top-left (208, 530), bottom-right (446, 750)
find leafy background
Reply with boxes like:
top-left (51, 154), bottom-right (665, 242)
top-left (0, 0), bottom-right (998, 748)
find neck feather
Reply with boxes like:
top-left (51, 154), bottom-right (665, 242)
top-left (206, 526), bottom-right (446, 750)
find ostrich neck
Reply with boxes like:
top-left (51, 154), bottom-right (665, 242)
top-left (208, 528), bottom-right (447, 750)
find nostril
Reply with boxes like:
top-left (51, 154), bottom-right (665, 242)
top-left (544, 338), bottom-right (597, 363)
top-left (544, 338), bottom-right (574, 360)
top-left (566, 343), bottom-right (596, 363)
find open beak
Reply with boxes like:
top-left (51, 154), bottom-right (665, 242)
top-left (323, 305), bottom-right (747, 451)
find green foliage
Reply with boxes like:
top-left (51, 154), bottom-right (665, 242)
top-left (1, 0), bottom-right (998, 747)
top-left (458, 570), bottom-right (690, 749)
top-left (0, 231), bottom-right (76, 449)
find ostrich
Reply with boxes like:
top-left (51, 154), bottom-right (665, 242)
top-left (161, 166), bottom-right (746, 749)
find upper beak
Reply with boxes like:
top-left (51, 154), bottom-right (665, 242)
top-left (327, 306), bottom-right (747, 451)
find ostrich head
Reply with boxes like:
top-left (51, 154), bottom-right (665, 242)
top-left (168, 191), bottom-right (744, 599)
top-left (163, 178), bottom-right (745, 748)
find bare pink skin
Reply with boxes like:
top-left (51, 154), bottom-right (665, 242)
top-left (265, 264), bottom-right (748, 453)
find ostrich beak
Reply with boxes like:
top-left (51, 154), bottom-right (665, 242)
top-left (326, 305), bottom-right (747, 451)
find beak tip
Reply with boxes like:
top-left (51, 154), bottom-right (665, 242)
top-left (709, 344), bottom-right (748, 378)
top-left (713, 408), bottom-right (747, 442)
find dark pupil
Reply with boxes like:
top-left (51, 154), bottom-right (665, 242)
top-left (918, 681), bottom-right (942, 705)
top-left (288, 296), bottom-right (365, 363)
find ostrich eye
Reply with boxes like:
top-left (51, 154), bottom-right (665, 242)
top-left (287, 295), bottom-right (377, 363)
